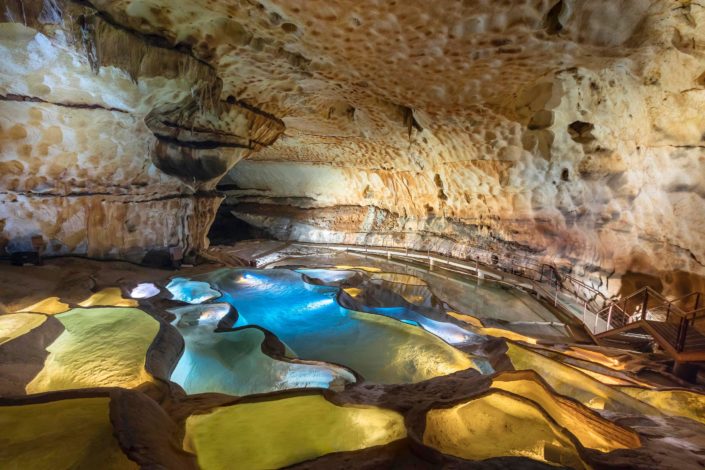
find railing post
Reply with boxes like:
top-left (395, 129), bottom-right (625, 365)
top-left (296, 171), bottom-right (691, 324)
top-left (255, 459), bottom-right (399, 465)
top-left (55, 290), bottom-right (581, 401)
top-left (622, 298), bottom-right (627, 318)
top-left (554, 284), bottom-right (558, 307)
top-left (607, 303), bottom-right (613, 330)
top-left (582, 300), bottom-right (587, 323)
top-left (641, 289), bottom-right (649, 321)
top-left (476, 258), bottom-right (479, 286)
top-left (594, 307), bottom-right (600, 333)
top-left (666, 303), bottom-right (671, 323)
top-left (677, 317), bottom-right (687, 352)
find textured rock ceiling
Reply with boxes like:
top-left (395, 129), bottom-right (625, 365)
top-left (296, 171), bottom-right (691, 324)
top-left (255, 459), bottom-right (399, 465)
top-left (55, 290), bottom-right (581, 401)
top-left (2, 0), bottom-right (705, 296)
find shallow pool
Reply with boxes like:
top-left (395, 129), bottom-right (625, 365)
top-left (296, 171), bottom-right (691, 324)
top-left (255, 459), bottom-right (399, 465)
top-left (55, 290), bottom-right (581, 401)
top-left (169, 304), bottom-right (357, 396)
top-left (189, 268), bottom-right (483, 384)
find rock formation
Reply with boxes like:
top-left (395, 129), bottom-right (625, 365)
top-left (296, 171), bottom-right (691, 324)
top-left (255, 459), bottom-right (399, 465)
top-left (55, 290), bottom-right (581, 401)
top-left (0, 0), bottom-right (283, 263)
top-left (2, 1), bottom-right (705, 295)
top-left (2, 259), bottom-right (705, 469)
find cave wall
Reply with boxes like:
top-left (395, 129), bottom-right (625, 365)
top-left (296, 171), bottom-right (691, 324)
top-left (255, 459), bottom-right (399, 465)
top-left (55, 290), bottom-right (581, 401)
top-left (218, 0), bottom-right (705, 298)
top-left (0, 0), bottom-right (283, 262)
top-left (2, 0), bottom-right (705, 297)
top-left (227, 58), bottom-right (705, 296)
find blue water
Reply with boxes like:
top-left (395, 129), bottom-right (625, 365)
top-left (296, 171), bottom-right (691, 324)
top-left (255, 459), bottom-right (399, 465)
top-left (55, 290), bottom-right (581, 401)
top-left (355, 305), bottom-right (478, 345)
top-left (296, 269), bottom-right (360, 284)
top-left (166, 277), bottom-right (221, 304)
top-left (193, 268), bottom-right (486, 384)
top-left (297, 268), bottom-right (479, 346)
top-left (169, 304), bottom-right (356, 396)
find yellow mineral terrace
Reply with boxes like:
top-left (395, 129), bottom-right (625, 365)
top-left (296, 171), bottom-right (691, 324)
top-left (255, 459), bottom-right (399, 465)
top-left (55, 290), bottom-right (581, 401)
top-left (2, 1), bottom-right (705, 469)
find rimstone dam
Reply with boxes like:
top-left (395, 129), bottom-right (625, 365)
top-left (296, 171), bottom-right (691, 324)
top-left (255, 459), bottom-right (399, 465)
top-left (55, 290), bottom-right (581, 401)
top-left (2, 1), bottom-right (705, 469)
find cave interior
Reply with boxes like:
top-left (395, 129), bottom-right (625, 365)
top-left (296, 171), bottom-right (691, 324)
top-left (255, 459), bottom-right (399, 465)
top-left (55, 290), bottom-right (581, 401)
top-left (2, 1), bottom-right (705, 469)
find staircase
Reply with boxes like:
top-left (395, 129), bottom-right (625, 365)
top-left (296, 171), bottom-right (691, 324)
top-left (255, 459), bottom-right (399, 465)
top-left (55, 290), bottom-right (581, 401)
top-left (583, 287), bottom-right (705, 362)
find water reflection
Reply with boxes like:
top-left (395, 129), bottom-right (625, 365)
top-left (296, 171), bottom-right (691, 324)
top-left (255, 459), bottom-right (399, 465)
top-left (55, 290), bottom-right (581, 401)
top-left (189, 268), bottom-right (484, 384)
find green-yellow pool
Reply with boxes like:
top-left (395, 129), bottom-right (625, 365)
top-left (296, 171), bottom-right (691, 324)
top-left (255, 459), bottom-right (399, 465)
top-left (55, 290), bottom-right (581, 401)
top-left (184, 394), bottom-right (406, 469)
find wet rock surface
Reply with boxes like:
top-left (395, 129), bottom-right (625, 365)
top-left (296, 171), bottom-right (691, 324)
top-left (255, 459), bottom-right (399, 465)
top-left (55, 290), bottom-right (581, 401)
top-left (0, 314), bottom-right (63, 396)
top-left (1, 256), bottom-right (705, 469)
top-left (2, 1), bottom-right (704, 298)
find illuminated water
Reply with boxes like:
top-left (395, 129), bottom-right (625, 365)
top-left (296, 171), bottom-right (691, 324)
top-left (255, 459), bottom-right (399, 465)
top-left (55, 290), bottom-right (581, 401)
top-left (130, 283), bottom-right (160, 299)
top-left (296, 268), bottom-right (477, 345)
top-left (351, 304), bottom-right (475, 345)
top-left (296, 268), bottom-right (360, 284)
top-left (166, 278), bottom-right (220, 304)
top-left (190, 268), bottom-right (484, 384)
top-left (169, 304), bottom-right (357, 396)
top-left (272, 254), bottom-right (569, 339)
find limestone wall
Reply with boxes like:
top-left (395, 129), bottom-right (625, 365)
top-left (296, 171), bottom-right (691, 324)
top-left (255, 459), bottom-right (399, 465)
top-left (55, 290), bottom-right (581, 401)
top-left (0, 0), bottom-right (283, 262)
top-left (2, 0), bottom-right (705, 296)
top-left (218, 0), bottom-right (705, 297)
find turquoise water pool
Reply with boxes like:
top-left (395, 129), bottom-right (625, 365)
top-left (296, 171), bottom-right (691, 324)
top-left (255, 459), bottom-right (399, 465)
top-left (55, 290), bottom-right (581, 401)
top-left (169, 303), bottom-right (357, 396)
top-left (170, 268), bottom-right (487, 391)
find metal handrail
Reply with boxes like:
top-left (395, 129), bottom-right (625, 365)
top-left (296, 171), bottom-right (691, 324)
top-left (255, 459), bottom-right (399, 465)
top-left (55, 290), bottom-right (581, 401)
top-left (669, 291), bottom-right (702, 311)
top-left (685, 305), bottom-right (705, 321)
top-left (586, 284), bottom-right (705, 352)
top-left (309, 241), bottom-right (704, 353)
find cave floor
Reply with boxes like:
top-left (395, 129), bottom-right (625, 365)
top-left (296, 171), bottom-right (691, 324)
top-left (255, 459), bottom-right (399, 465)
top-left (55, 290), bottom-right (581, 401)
top-left (1, 246), bottom-right (705, 469)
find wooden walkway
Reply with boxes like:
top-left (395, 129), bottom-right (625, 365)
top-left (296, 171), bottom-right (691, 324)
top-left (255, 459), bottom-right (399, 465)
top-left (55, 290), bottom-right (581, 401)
top-left (288, 242), bottom-right (705, 363)
top-left (595, 320), bottom-right (705, 362)
top-left (589, 287), bottom-right (705, 362)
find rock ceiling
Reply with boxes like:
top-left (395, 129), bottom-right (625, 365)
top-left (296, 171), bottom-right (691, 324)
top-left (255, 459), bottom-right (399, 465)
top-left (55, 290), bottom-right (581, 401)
top-left (2, 0), bottom-right (705, 295)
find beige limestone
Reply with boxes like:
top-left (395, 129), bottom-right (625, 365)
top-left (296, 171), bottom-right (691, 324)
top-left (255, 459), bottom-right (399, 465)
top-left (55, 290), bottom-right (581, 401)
top-left (2, 0), bottom-right (705, 294)
top-left (0, 1), bottom-right (282, 262)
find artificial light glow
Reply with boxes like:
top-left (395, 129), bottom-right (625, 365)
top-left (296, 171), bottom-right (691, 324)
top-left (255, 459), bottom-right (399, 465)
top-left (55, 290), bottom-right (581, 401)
top-left (183, 395), bottom-right (406, 469)
top-left (335, 265), bottom-right (382, 272)
top-left (18, 297), bottom-right (70, 315)
top-left (197, 268), bottom-right (484, 383)
top-left (492, 371), bottom-right (641, 452)
top-left (170, 324), bottom-right (356, 396)
top-left (303, 298), bottom-right (335, 310)
top-left (26, 307), bottom-right (158, 393)
top-left (371, 272), bottom-right (427, 286)
top-left (297, 269), bottom-right (360, 284)
top-left (619, 386), bottom-right (705, 425)
top-left (505, 343), bottom-right (654, 414)
top-left (344, 287), bottom-right (362, 297)
top-left (78, 288), bottom-right (138, 307)
top-left (357, 304), bottom-right (479, 347)
top-left (129, 283), bottom-right (160, 299)
top-left (446, 311), bottom-right (484, 328)
top-left (566, 365), bottom-right (638, 386)
top-left (166, 278), bottom-right (221, 304)
top-left (423, 391), bottom-right (587, 468)
top-left (0, 398), bottom-right (137, 469)
top-left (563, 346), bottom-right (628, 370)
top-left (528, 345), bottom-right (654, 387)
top-left (0, 313), bottom-right (47, 346)
top-left (234, 273), bottom-right (273, 288)
top-left (479, 327), bottom-right (538, 345)
top-left (169, 303), bottom-right (232, 327)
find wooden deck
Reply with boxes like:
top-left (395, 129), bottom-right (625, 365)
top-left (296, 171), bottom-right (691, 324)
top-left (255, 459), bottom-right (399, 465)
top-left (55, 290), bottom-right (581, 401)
top-left (596, 320), bottom-right (705, 362)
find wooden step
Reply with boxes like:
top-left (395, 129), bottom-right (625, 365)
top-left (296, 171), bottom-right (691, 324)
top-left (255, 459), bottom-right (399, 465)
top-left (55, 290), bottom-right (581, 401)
top-left (597, 319), bottom-right (705, 361)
